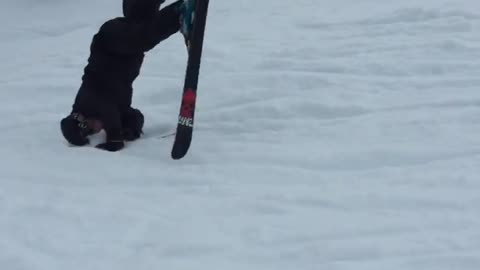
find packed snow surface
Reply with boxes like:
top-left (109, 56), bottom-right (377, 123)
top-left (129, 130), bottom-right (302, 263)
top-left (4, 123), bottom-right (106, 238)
top-left (1, 0), bottom-right (479, 269)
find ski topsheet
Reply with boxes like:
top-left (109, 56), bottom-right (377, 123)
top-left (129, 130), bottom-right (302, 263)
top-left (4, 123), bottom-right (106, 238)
top-left (171, 0), bottom-right (210, 160)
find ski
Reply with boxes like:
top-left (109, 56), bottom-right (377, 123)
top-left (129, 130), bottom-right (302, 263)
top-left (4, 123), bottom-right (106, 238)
top-left (171, 0), bottom-right (210, 160)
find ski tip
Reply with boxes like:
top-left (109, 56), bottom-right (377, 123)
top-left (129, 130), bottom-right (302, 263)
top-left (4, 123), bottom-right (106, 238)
top-left (171, 126), bottom-right (193, 160)
top-left (171, 142), bottom-right (191, 160)
top-left (171, 155), bottom-right (185, 160)
top-left (171, 149), bottom-right (188, 160)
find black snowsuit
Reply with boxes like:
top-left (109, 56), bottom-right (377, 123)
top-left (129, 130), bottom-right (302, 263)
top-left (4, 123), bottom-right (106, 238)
top-left (70, 0), bottom-right (182, 146)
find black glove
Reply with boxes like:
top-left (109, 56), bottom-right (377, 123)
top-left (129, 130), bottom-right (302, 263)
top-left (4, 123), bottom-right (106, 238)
top-left (122, 108), bottom-right (144, 142)
top-left (123, 128), bottom-right (143, 141)
top-left (96, 128), bottom-right (125, 152)
top-left (96, 140), bottom-right (125, 152)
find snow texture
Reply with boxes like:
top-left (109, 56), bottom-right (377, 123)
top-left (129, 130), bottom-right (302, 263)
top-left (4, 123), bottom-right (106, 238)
top-left (1, 0), bottom-right (480, 269)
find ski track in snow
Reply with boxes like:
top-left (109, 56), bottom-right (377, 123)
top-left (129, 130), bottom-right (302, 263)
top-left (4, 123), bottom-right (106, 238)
top-left (1, 0), bottom-right (480, 269)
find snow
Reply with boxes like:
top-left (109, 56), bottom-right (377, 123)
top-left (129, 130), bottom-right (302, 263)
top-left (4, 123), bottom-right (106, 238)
top-left (1, 0), bottom-right (480, 269)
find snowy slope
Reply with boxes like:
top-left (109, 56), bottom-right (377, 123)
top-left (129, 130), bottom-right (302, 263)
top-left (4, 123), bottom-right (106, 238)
top-left (1, 0), bottom-right (480, 269)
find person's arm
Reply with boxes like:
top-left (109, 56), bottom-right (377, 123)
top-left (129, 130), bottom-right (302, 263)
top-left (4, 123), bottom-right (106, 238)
top-left (95, 104), bottom-right (125, 152)
top-left (121, 107), bottom-right (144, 141)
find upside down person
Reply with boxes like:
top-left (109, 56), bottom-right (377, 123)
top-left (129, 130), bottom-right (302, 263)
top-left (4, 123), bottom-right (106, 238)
top-left (60, 0), bottom-right (187, 151)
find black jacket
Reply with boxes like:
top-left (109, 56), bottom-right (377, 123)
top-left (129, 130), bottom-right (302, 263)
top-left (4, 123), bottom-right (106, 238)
top-left (71, 1), bottom-right (181, 141)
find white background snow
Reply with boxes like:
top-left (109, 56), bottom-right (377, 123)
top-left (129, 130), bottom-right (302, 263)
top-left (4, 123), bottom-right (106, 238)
top-left (1, 0), bottom-right (480, 269)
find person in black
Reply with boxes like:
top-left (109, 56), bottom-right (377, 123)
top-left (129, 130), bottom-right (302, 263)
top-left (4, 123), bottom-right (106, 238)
top-left (60, 0), bottom-right (186, 151)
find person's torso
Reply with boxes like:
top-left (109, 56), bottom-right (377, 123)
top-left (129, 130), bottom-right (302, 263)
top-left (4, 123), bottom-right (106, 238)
top-left (80, 30), bottom-right (145, 108)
